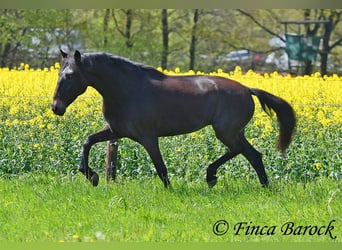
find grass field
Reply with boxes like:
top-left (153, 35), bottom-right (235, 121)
top-left (0, 65), bottom-right (341, 242)
top-left (0, 174), bottom-right (340, 242)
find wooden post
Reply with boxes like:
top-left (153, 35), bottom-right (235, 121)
top-left (105, 140), bottom-right (118, 182)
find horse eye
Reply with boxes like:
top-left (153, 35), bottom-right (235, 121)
top-left (65, 74), bottom-right (74, 79)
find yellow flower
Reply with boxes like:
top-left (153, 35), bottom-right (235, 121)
top-left (91, 121), bottom-right (97, 127)
top-left (315, 162), bottom-right (322, 171)
top-left (33, 143), bottom-right (42, 149)
top-left (54, 62), bottom-right (61, 70)
top-left (5, 119), bottom-right (11, 126)
top-left (176, 147), bottom-right (182, 153)
top-left (11, 119), bottom-right (20, 126)
top-left (72, 234), bottom-right (80, 240)
top-left (190, 132), bottom-right (198, 139)
top-left (47, 123), bottom-right (53, 130)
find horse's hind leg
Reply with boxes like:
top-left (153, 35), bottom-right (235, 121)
top-left (207, 129), bottom-right (268, 188)
top-left (206, 129), bottom-right (243, 188)
top-left (206, 150), bottom-right (240, 188)
top-left (239, 136), bottom-right (269, 187)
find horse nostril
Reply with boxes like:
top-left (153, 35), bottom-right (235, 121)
top-left (51, 102), bottom-right (65, 116)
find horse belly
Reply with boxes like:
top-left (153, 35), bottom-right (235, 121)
top-left (153, 96), bottom-right (215, 136)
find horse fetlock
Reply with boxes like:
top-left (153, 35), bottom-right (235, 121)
top-left (164, 182), bottom-right (171, 189)
top-left (260, 178), bottom-right (269, 188)
top-left (89, 172), bottom-right (99, 187)
top-left (257, 174), bottom-right (269, 188)
top-left (261, 183), bottom-right (269, 188)
top-left (78, 165), bottom-right (85, 174)
top-left (84, 170), bottom-right (99, 187)
top-left (78, 166), bottom-right (99, 187)
top-left (206, 170), bottom-right (218, 188)
top-left (207, 176), bottom-right (218, 188)
top-left (162, 176), bottom-right (171, 188)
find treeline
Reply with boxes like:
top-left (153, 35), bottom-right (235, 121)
top-left (1, 9), bottom-right (341, 74)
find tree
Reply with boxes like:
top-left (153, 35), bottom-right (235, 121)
top-left (238, 9), bottom-right (342, 75)
top-left (0, 9), bottom-right (81, 68)
top-left (161, 9), bottom-right (169, 69)
top-left (317, 10), bottom-right (342, 75)
top-left (0, 10), bottom-right (26, 67)
top-left (297, 9), bottom-right (342, 75)
top-left (2, 9), bottom-right (342, 74)
top-left (103, 9), bottom-right (110, 48)
top-left (189, 9), bottom-right (199, 70)
top-left (111, 9), bottom-right (142, 49)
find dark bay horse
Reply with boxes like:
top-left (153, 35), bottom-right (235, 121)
top-left (52, 50), bottom-right (296, 188)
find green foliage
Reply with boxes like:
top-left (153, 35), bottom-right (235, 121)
top-left (2, 9), bottom-right (342, 74)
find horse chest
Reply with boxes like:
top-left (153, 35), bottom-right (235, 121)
top-left (101, 103), bottom-right (140, 137)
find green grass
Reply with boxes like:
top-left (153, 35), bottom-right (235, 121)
top-left (0, 174), bottom-right (340, 242)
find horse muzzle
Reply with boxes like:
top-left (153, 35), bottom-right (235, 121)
top-left (51, 100), bottom-right (66, 116)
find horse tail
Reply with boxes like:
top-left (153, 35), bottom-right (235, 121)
top-left (249, 88), bottom-right (296, 156)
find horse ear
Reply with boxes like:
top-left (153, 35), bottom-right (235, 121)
top-left (74, 50), bottom-right (81, 64)
top-left (60, 49), bottom-right (68, 59)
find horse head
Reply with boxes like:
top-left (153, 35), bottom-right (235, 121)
top-left (51, 50), bottom-right (87, 116)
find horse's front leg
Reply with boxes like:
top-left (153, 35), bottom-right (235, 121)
top-left (139, 137), bottom-right (171, 188)
top-left (79, 124), bottom-right (117, 186)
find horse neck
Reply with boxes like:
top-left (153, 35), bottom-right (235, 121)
top-left (85, 64), bottom-right (141, 105)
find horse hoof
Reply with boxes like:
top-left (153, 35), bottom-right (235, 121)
top-left (90, 172), bottom-right (99, 187)
top-left (261, 182), bottom-right (269, 188)
top-left (207, 177), bottom-right (217, 188)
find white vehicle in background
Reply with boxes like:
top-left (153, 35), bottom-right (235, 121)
top-left (224, 49), bottom-right (249, 62)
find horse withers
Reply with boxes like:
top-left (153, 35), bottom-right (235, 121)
top-left (51, 50), bottom-right (296, 188)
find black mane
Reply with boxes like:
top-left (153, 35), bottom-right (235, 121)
top-left (81, 52), bottom-right (166, 80)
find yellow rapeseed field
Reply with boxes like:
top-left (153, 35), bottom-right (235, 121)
top-left (1, 64), bottom-right (341, 126)
top-left (0, 64), bottom-right (341, 180)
